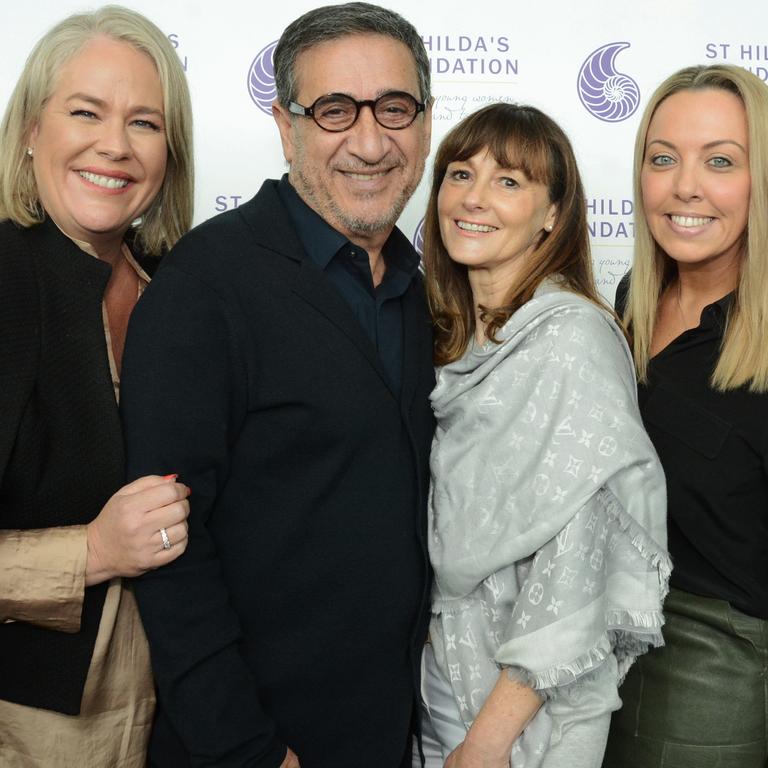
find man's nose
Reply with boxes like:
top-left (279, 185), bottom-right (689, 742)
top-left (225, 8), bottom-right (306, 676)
top-left (345, 105), bottom-right (390, 164)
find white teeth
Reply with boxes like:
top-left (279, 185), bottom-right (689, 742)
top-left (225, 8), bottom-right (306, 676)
top-left (79, 171), bottom-right (130, 189)
top-left (346, 171), bottom-right (386, 181)
top-left (456, 220), bottom-right (497, 233)
top-left (670, 214), bottom-right (713, 228)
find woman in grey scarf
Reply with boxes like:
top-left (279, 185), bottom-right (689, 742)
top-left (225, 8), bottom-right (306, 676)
top-left (417, 103), bottom-right (670, 768)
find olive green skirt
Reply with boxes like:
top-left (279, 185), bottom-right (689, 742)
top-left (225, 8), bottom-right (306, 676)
top-left (603, 587), bottom-right (768, 768)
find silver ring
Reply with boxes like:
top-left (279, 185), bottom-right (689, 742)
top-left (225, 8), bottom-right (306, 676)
top-left (160, 528), bottom-right (172, 550)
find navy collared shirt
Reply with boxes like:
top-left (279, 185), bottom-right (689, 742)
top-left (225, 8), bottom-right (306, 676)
top-left (278, 175), bottom-right (420, 397)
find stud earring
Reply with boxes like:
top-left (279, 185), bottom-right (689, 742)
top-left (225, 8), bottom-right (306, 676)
top-left (26, 147), bottom-right (33, 157)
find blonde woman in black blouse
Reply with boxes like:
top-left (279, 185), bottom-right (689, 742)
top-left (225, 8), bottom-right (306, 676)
top-left (604, 64), bottom-right (768, 768)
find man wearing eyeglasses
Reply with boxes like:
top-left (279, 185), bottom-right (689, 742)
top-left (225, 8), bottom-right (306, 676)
top-left (120, 3), bottom-right (435, 768)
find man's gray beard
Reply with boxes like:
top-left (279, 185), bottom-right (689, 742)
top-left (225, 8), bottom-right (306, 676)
top-left (293, 164), bottom-right (423, 237)
top-left (327, 188), bottom-right (409, 235)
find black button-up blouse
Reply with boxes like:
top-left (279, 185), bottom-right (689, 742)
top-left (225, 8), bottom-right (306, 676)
top-left (617, 275), bottom-right (768, 619)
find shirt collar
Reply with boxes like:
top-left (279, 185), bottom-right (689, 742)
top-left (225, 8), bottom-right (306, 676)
top-left (701, 292), bottom-right (733, 331)
top-left (277, 174), bottom-right (420, 279)
top-left (277, 175), bottom-right (348, 271)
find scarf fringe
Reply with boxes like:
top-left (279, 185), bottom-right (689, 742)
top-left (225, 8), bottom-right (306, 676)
top-left (433, 596), bottom-right (472, 616)
top-left (504, 618), bottom-right (666, 698)
top-left (438, 488), bottom-right (672, 699)
top-left (499, 490), bottom-right (671, 697)
top-left (600, 487), bottom-right (673, 588)
top-left (504, 634), bottom-right (614, 695)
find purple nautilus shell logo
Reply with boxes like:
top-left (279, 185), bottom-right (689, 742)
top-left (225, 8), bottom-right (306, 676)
top-left (577, 42), bottom-right (640, 123)
top-left (247, 40), bottom-right (278, 115)
top-left (412, 217), bottom-right (425, 256)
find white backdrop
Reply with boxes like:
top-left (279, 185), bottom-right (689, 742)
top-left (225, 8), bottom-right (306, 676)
top-left (3, 0), bottom-right (767, 301)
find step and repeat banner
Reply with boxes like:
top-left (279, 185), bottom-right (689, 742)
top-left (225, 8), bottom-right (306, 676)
top-left (2, 0), bottom-right (766, 300)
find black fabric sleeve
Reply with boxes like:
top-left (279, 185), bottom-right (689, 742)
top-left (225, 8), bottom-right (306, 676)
top-left (120, 258), bottom-right (287, 768)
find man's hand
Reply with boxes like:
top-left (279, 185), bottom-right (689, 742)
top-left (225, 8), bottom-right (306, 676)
top-left (279, 747), bottom-right (300, 767)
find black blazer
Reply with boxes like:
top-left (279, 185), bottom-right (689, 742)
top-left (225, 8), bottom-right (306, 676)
top-left (0, 218), bottom-right (127, 713)
top-left (121, 181), bottom-right (435, 768)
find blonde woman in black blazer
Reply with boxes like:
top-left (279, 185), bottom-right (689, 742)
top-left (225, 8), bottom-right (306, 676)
top-left (0, 7), bottom-right (193, 765)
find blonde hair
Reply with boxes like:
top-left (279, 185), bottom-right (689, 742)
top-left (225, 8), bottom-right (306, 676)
top-left (0, 5), bottom-right (193, 255)
top-left (423, 102), bottom-right (609, 365)
top-left (627, 64), bottom-right (768, 391)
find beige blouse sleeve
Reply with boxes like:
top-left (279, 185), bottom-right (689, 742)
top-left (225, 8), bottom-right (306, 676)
top-left (0, 525), bottom-right (87, 632)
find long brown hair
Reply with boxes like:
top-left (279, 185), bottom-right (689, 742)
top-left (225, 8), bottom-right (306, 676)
top-left (423, 102), bottom-right (605, 365)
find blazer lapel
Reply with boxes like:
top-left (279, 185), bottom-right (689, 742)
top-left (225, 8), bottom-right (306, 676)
top-left (242, 180), bottom-right (398, 400)
top-left (291, 258), bottom-right (395, 399)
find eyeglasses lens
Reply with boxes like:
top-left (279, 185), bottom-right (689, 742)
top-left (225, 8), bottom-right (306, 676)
top-left (313, 93), bottom-right (418, 130)
top-left (314, 96), bottom-right (358, 130)
top-left (374, 93), bottom-right (418, 128)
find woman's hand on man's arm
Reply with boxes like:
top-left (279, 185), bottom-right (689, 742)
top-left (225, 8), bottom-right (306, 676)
top-left (85, 474), bottom-right (190, 586)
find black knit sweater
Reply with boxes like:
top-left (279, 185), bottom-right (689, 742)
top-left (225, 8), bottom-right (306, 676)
top-left (0, 217), bottom-right (151, 714)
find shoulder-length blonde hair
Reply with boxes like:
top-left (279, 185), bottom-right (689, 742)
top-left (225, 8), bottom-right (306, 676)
top-left (626, 64), bottom-right (768, 391)
top-left (0, 5), bottom-right (193, 256)
top-left (423, 102), bottom-right (607, 365)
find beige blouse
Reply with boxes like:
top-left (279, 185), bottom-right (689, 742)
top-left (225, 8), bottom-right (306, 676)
top-left (0, 243), bottom-right (155, 768)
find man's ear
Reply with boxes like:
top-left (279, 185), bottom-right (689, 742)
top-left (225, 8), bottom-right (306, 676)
top-left (272, 100), bottom-right (295, 164)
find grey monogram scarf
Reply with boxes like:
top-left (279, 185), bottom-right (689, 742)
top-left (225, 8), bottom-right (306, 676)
top-left (428, 282), bottom-right (671, 765)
